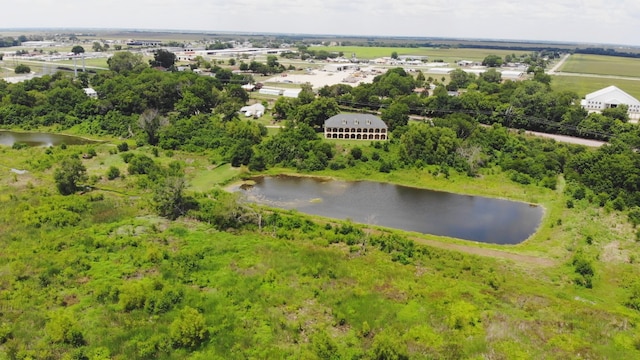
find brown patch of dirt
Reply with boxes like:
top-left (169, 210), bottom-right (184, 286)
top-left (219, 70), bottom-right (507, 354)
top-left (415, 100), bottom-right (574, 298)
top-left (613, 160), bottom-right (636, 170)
top-left (374, 282), bottom-right (408, 302)
top-left (62, 294), bottom-right (79, 307)
top-left (412, 238), bottom-right (556, 267)
top-left (601, 241), bottom-right (629, 264)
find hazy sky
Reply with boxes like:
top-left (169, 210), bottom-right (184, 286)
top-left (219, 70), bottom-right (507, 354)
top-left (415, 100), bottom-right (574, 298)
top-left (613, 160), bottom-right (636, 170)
top-left (3, 0), bottom-right (639, 46)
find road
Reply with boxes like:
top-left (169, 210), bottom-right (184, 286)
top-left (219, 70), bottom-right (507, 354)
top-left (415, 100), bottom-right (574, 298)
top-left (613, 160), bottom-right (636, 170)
top-left (523, 130), bottom-right (605, 147)
top-left (547, 53), bottom-right (570, 74)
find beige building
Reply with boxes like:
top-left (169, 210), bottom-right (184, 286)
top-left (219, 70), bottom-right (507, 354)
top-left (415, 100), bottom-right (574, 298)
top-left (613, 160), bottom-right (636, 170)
top-left (324, 114), bottom-right (388, 140)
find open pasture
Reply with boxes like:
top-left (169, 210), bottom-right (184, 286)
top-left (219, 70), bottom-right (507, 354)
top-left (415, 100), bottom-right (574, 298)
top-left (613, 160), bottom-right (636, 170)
top-left (551, 74), bottom-right (640, 99)
top-left (313, 46), bottom-right (529, 62)
top-left (559, 54), bottom-right (640, 78)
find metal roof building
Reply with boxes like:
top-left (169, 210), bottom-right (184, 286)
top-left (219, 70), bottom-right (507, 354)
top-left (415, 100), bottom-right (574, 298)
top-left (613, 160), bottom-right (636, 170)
top-left (580, 85), bottom-right (640, 121)
top-left (324, 114), bottom-right (388, 140)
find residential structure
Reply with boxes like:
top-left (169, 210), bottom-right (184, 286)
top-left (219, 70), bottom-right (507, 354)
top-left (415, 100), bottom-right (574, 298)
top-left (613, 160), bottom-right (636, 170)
top-left (580, 85), bottom-right (640, 121)
top-left (83, 88), bottom-right (98, 99)
top-left (324, 114), bottom-right (388, 140)
top-left (240, 103), bottom-right (265, 118)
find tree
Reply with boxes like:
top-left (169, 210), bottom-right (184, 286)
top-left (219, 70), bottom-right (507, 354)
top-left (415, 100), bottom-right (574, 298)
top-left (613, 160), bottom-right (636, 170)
top-left (54, 157), bottom-right (87, 195)
top-left (482, 54), bottom-right (503, 67)
top-left (266, 55), bottom-right (279, 68)
top-left (150, 49), bottom-right (176, 69)
top-left (71, 45), bottom-right (85, 55)
top-left (14, 64), bottom-right (30, 74)
top-left (139, 109), bottom-right (168, 146)
top-left (107, 51), bottom-right (147, 73)
top-left (294, 97), bottom-right (340, 129)
top-left (170, 306), bottom-right (208, 349)
top-left (92, 41), bottom-right (103, 52)
top-left (154, 176), bottom-right (190, 220)
top-left (415, 70), bottom-right (426, 87)
top-left (391, 51), bottom-right (399, 60)
top-left (381, 102), bottom-right (410, 132)
top-left (447, 69), bottom-right (475, 90)
top-left (479, 68), bottom-right (502, 83)
top-left (229, 139), bottom-right (254, 167)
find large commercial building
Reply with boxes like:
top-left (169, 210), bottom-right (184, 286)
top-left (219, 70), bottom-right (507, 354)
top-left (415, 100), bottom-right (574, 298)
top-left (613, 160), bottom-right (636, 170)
top-left (323, 114), bottom-right (388, 140)
top-left (580, 86), bottom-right (640, 121)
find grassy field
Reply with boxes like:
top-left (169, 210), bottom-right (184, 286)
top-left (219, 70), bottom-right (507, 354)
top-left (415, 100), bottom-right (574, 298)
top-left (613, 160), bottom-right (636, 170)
top-left (312, 46), bottom-right (529, 62)
top-left (2, 136), bottom-right (640, 358)
top-left (559, 54), bottom-right (640, 78)
top-left (55, 57), bottom-right (110, 69)
top-left (552, 75), bottom-right (640, 99)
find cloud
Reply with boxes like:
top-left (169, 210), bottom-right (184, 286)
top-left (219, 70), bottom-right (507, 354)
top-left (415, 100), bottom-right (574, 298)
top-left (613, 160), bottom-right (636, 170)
top-left (2, 0), bottom-right (639, 45)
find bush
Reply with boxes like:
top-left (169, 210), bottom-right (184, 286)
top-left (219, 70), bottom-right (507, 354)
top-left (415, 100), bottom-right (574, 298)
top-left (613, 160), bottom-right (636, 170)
top-left (120, 152), bottom-right (134, 163)
top-left (11, 142), bottom-right (28, 150)
top-left (117, 142), bottom-right (129, 152)
top-left (14, 64), bottom-right (31, 74)
top-left (351, 147), bottom-right (363, 160)
top-left (170, 307), bottom-right (208, 349)
top-left (107, 166), bottom-right (121, 180)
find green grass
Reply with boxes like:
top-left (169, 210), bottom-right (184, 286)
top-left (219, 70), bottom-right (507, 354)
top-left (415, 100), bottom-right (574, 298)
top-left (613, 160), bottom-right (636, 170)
top-left (3, 134), bottom-right (640, 358)
top-left (312, 46), bottom-right (526, 62)
top-left (551, 75), bottom-right (640, 99)
top-left (559, 54), bottom-right (640, 78)
top-left (188, 162), bottom-right (244, 191)
top-left (55, 57), bottom-right (110, 69)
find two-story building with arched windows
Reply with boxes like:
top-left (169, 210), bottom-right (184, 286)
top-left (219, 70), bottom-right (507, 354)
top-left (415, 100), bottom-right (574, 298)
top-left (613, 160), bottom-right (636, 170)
top-left (323, 114), bottom-right (388, 140)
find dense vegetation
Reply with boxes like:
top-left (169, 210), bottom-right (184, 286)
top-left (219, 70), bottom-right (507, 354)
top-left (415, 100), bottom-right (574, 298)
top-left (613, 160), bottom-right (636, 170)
top-left (2, 57), bottom-right (640, 358)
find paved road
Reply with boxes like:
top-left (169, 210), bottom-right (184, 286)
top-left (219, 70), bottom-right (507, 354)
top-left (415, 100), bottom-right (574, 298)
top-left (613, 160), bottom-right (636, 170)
top-left (523, 130), bottom-right (605, 147)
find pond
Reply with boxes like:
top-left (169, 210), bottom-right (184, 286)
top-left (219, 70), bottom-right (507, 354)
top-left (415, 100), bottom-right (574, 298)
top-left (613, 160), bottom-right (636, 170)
top-left (0, 130), bottom-right (99, 147)
top-left (233, 175), bottom-right (544, 245)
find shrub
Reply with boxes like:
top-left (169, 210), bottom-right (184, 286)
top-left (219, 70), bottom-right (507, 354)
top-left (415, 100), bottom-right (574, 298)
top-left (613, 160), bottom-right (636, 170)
top-left (117, 142), bottom-right (129, 152)
top-left (11, 142), bottom-right (28, 150)
top-left (107, 166), bottom-right (121, 180)
top-left (351, 147), bottom-right (363, 160)
top-left (14, 64), bottom-right (31, 74)
top-left (120, 153), bottom-right (134, 164)
top-left (170, 307), bottom-right (208, 349)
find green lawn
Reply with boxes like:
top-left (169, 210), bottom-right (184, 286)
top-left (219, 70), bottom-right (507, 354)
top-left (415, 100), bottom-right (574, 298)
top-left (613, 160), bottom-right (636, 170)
top-left (188, 162), bottom-right (244, 191)
top-left (559, 54), bottom-right (640, 78)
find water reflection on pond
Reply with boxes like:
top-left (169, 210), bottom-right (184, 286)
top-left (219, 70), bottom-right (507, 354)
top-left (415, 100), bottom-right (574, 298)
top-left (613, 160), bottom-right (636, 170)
top-left (234, 175), bottom-right (543, 245)
top-left (0, 130), bottom-right (98, 147)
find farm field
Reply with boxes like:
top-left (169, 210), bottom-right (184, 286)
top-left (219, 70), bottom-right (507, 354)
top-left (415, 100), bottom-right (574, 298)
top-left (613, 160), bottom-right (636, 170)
top-left (559, 54), bottom-right (640, 78)
top-left (312, 46), bottom-right (529, 62)
top-left (551, 74), bottom-right (640, 99)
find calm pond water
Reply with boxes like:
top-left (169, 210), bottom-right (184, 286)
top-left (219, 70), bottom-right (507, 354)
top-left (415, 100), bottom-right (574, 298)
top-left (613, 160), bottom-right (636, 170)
top-left (0, 130), bottom-right (98, 147)
top-left (234, 175), bottom-right (543, 245)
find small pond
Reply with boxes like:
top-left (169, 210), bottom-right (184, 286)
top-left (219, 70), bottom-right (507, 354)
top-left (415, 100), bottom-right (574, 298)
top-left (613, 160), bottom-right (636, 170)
top-left (233, 175), bottom-right (543, 244)
top-left (0, 130), bottom-right (98, 147)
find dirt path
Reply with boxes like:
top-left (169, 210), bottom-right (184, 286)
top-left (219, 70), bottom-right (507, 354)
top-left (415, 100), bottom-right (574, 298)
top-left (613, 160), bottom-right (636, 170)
top-left (412, 237), bottom-right (556, 267)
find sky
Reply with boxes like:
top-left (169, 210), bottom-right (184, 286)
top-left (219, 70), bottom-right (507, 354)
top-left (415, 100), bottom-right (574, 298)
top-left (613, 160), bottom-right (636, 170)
top-left (3, 0), bottom-right (640, 46)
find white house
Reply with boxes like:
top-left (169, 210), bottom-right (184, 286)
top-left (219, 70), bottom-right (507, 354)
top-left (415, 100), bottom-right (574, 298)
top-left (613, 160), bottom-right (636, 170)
top-left (83, 88), bottom-right (98, 99)
top-left (580, 86), bottom-right (640, 121)
top-left (240, 103), bottom-right (266, 118)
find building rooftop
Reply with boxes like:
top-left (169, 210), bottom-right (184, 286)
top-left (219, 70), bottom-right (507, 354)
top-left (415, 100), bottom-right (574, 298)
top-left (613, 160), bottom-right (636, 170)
top-left (585, 86), bottom-right (640, 105)
top-left (324, 114), bottom-right (387, 129)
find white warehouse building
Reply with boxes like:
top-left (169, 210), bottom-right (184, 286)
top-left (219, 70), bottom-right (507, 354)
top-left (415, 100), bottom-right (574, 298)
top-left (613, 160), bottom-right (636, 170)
top-left (580, 85), bottom-right (640, 121)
